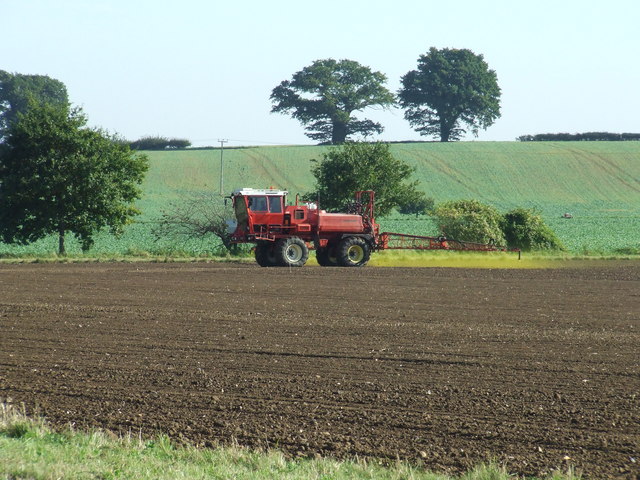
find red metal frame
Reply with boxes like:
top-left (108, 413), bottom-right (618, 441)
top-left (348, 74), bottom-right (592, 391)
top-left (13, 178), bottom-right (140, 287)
top-left (378, 232), bottom-right (520, 258)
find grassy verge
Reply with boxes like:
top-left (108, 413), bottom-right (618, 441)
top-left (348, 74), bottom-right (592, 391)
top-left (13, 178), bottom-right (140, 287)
top-left (366, 250), bottom-right (640, 269)
top-left (1, 250), bottom-right (638, 268)
top-left (0, 403), bottom-right (580, 480)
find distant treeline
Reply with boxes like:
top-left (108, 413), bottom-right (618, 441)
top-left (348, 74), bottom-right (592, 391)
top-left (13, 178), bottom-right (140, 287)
top-left (517, 132), bottom-right (640, 142)
top-left (129, 136), bottom-right (191, 150)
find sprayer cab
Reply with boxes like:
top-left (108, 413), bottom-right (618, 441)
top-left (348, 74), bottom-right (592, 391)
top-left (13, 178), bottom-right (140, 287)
top-left (230, 188), bottom-right (292, 242)
top-left (230, 188), bottom-right (376, 241)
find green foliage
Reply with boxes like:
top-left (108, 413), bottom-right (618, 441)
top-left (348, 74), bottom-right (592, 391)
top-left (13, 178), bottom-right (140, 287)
top-left (270, 59), bottom-right (395, 144)
top-left (0, 70), bottom-right (68, 138)
top-left (434, 199), bottom-right (506, 246)
top-left (503, 208), bottom-right (565, 251)
top-left (398, 48), bottom-right (501, 141)
top-left (398, 196), bottom-right (435, 216)
top-left (129, 135), bottom-right (191, 150)
top-left (434, 202), bottom-right (565, 251)
top-left (0, 101), bottom-right (148, 254)
top-left (308, 142), bottom-right (424, 217)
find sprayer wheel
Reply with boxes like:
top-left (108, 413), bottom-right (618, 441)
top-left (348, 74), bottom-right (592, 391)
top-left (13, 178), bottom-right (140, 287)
top-left (316, 247), bottom-right (338, 267)
top-left (275, 237), bottom-right (309, 267)
top-left (336, 236), bottom-right (371, 267)
top-left (255, 242), bottom-right (279, 267)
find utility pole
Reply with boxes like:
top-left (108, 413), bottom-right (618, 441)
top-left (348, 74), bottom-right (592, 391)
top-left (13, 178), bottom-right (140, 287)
top-left (218, 139), bottom-right (228, 195)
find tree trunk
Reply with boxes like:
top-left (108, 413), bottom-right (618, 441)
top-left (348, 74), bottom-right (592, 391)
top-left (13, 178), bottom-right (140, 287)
top-left (58, 225), bottom-right (66, 255)
top-left (331, 121), bottom-right (348, 144)
top-left (440, 119), bottom-right (451, 142)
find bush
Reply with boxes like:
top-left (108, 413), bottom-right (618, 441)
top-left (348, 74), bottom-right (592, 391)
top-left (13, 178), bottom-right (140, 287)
top-left (434, 201), bottom-right (565, 251)
top-left (502, 208), bottom-right (565, 251)
top-left (433, 199), bottom-right (506, 246)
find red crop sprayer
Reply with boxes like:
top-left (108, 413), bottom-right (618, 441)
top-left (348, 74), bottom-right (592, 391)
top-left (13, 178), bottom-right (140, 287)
top-left (229, 188), bottom-right (520, 267)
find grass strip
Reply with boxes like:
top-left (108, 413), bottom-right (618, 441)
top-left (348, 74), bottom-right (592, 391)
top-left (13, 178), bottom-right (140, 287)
top-left (0, 403), bottom-right (581, 480)
top-left (1, 250), bottom-right (638, 268)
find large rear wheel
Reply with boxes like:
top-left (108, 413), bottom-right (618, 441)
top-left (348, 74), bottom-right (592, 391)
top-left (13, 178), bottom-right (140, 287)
top-left (276, 237), bottom-right (309, 267)
top-left (316, 247), bottom-right (338, 267)
top-left (255, 242), bottom-right (279, 267)
top-left (336, 236), bottom-right (371, 267)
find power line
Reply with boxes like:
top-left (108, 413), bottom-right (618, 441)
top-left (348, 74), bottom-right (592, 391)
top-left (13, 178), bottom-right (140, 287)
top-left (193, 137), bottom-right (311, 146)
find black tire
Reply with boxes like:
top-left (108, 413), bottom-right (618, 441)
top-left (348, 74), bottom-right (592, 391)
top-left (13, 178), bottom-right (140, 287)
top-left (275, 237), bottom-right (309, 267)
top-left (316, 247), bottom-right (338, 267)
top-left (336, 236), bottom-right (371, 267)
top-left (255, 242), bottom-right (279, 267)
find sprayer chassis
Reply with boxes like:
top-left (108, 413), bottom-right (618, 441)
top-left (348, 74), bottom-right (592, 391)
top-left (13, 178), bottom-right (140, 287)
top-left (229, 188), bottom-right (518, 267)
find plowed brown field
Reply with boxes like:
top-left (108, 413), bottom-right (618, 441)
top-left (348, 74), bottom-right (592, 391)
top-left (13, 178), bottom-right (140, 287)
top-left (1, 262), bottom-right (638, 478)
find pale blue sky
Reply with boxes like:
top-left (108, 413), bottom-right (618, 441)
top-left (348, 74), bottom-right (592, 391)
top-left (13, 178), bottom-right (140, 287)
top-left (2, 0), bottom-right (638, 146)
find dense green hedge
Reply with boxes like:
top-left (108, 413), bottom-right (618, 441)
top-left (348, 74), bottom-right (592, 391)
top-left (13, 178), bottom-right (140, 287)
top-left (517, 132), bottom-right (640, 141)
top-left (129, 136), bottom-right (191, 150)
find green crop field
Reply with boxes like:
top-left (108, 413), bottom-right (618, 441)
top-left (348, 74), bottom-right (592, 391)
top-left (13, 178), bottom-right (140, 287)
top-left (1, 142), bottom-right (639, 257)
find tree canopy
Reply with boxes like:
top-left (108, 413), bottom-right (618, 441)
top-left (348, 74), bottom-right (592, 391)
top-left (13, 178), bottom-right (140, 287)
top-left (270, 59), bottom-right (395, 144)
top-left (398, 196), bottom-right (435, 217)
top-left (0, 101), bottom-right (148, 255)
top-left (307, 142), bottom-right (424, 217)
top-left (0, 70), bottom-right (68, 140)
top-left (398, 48), bottom-right (501, 142)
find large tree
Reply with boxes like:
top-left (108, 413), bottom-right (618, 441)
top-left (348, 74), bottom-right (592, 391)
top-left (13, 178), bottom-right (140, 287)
top-left (398, 48), bottom-right (501, 142)
top-left (0, 70), bottom-right (68, 139)
top-left (0, 101), bottom-right (148, 255)
top-left (270, 59), bottom-right (395, 144)
top-left (307, 142), bottom-right (424, 217)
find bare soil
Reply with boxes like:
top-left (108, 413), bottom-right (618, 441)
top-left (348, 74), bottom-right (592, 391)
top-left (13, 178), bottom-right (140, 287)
top-left (1, 262), bottom-right (638, 478)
